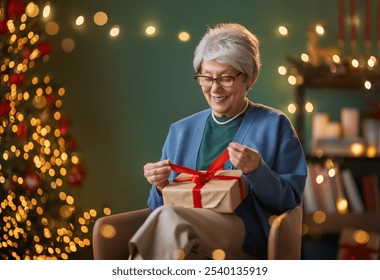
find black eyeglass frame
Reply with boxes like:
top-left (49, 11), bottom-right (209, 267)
top-left (193, 72), bottom-right (243, 87)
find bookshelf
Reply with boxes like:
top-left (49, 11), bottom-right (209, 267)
top-left (292, 67), bottom-right (380, 259)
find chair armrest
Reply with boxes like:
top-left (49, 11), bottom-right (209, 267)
top-left (267, 205), bottom-right (303, 260)
top-left (92, 208), bottom-right (151, 260)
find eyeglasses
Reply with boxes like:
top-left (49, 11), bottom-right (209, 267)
top-left (194, 72), bottom-right (242, 87)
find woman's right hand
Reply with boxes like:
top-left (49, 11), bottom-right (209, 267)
top-left (143, 160), bottom-right (171, 189)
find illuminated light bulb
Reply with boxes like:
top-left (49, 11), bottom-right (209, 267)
top-left (43, 3), bottom-right (51, 18)
top-left (366, 145), bottom-right (377, 157)
top-left (333, 54), bottom-right (341, 64)
top-left (145, 25), bottom-right (156, 36)
top-left (350, 143), bottom-right (365, 156)
top-left (364, 80), bottom-right (372, 90)
top-left (100, 224), bottom-right (116, 238)
top-left (301, 53), bottom-right (309, 62)
top-left (61, 38), bottom-right (75, 53)
top-left (312, 210), bottom-right (326, 224)
top-left (315, 24), bottom-right (325, 35)
top-left (337, 198), bottom-right (348, 214)
top-left (316, 174), bottom-right (324, 184)
top-left (351, 59), bottom-right (359, 68)
top-left (212, 249), bottom-right (226, 260)
top-left (354, 230), bottom-right (369, 244)
top-left (368, 56), bottom-right (377, 68)
top-left (328, 168), bottom-right (336, 177)
top-left (26, 2), bottom-right (39, 17)
top-left (75, 16), bottom-right (85, 26)
top-left (278, 26), bottom-right (288, 36)
top-left (94, 11), bottom-right (108, 26)
top-left (288, 75), bottom-right (296, 85)
top-left (178, 31), bottom-right (190, 42)
top-left (278, 66), bottom-right (287, 75)
top-left (110, 25), bottom-right (120, 37)
top-left (305, 102), bottom-right (314, 113)
top-left (287, 103), bottom-right (297, 114)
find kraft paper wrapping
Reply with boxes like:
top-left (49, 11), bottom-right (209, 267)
top-left (162, 170), bottom-right (250, 213)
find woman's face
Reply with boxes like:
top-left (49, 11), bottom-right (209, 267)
top-left (199, 60), bottom-right (253, 117)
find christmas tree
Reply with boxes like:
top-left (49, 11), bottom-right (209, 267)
top-left (0, 0), bottom-right (107, 259)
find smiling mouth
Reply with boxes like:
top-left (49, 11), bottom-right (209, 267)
top-left (212, 96), bottom-right (227, 102)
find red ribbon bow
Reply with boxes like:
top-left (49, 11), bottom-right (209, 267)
top-left (339, 243), bottom-right (379, 260)
top-left (169, 149), bottom-right (245, 208)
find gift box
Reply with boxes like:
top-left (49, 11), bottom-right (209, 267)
top-left (162, 149), bottom-right (250, 213)
top-left (163, 169), bottom-right (250, 213)
top-left (337, 227), bottom-right (380, 260)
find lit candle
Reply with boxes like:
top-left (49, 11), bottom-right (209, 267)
top-left (339, 0), bottom-right (345, 46)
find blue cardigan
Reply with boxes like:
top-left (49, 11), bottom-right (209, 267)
top-left (147, 102), bottom-right (307, 259)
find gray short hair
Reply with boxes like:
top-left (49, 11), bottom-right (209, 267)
top-left (193, 23), bottom-right (261, 83)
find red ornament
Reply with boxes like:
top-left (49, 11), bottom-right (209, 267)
top-left (0, 20), bottom-right (9, 34)
top-left (67, 164), bottom-right (86, 186)
top-left (16, 122), bottom-right (28, 138)
top-left (0, 101), bottom-right (11, 116)
top-left (21, 46), bottom-right (32, 60)
top-left (46, 94), bottom-right (56, 105)
top-left (37, 41), bottom-right (52, 56)
top-left (67, 138), bottom-right (77, 150)
top-left (23, 172), bottom-right (41, 192)
top-left (9, 72), bottom-right (25, 87)
top-left (7, 0), bottom-right (24, 19)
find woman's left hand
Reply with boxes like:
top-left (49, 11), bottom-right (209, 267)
top-left (227, 142), bottom-right (261, 174)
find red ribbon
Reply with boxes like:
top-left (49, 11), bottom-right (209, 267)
top-left (339, 243), bottom-right (379, 260)
top-left (169, 149), bottom-right (245, 208)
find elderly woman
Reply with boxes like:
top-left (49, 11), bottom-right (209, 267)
top-left (130, 23), bottom-right (307, 260)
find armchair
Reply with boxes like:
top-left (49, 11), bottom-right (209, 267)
top-left (92, 205), bottom-right (302, 260)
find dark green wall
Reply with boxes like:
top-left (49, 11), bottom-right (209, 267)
top-left (43, 0), bottom-right (379, 214)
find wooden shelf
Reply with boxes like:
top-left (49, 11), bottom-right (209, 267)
top-left (304, 212), bottom-right (380, 235)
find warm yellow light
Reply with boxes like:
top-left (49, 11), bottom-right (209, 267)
top-left (337, 198), bottom-right (348, 214)
top-left (350, 143), bottom-right (365, 156)
top-left (287, 103), bottom-right (297, 114)
top-left (212, 249), bottom-right (226, 260)
top-left (288, 75), bottom-right (296, 85)
top-left (94, 11), bottom-right (108, 26)
top-left (368, 56), bottom-right (377, 68)
top-left (145, 25), bottom-right (156, 36)
top-left (26, 2), bottom-right (39, 17)
top-left (178, 31), bottom-right (190, 42)
top-left (110, 25), bottom-right (120, 37)
top-left (61, 38), bottom-right (75, 53)
top-left (278, 66), bottom-right (287, 75)
top-left (333, 54), bottom-right (341, 64)
top-left (354, 230), bottom-right (369, 244)
top-left (366, 145), bottom-right (377, 157)
top-left (301, 53), bottom-right (309, 62)
top-left (351, 59), bottom-right (359, 68)
top-left (305, 102), bottom-right (314, 113)
top-left (312, 210), bottom-right (326, 224)
top-left (43, 3), bottom-right (51, 18)
top-left (75, 16), bottom-right (85, 26)
top-left (364, 80), bottom-right (372, 90)
top-left (316, 174), bottom-right (324, 184)
top-left (278, 26), bottom-right (288, 36)
top-left (315, 24), bottom-right (325, 35)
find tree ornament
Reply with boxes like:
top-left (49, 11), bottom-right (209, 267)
top-left (0, 101), bottom-right (11, 116)
top-left (67, 164), bottom-right (86, 187)
top-left (37, 41), bottom-right (52, 56)
top-left (9, 72), bottom-right (25, 87)
top-left (23, 171), bottom-right (41, 192)
top-left (7, 0), bottom-right (24, 19)
top-left (0, 20), bottom-right (9, 34)
top-left (67, 138), bottom-right (77, 150)
top-left (16, 122), bottom-right (28, 138)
